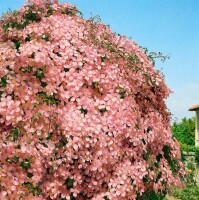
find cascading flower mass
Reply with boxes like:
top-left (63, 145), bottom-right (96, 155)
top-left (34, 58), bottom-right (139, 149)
top-left (0, 0), bottom-right (184, 199)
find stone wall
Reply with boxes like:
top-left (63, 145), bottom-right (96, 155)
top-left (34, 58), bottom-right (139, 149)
top-left (183, 151), bottom-right (199, 185)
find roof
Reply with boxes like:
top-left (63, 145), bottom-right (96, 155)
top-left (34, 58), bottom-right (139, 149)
top-left (189, 104), bottom-right (199, 111)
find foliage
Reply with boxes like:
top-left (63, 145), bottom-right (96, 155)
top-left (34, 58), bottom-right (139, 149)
top-left (168, 157), bottom-right (199, 200)
top-left (171, 186), bottom-right (199, 200)
top-left (169, 117), bottom-right (199, 200)
top-left (137, 190), bottom-right (166, 200)
top-left (168, 153), bottom-right (199, 200)
top-left (181, 146), bottom-right (199, 166)
top-left (171, 150), bottom-right (199, 200)
top-left (142, 48), bottom-right (170, 66)
top-left (171, 117), bottom-right (195, 146)
top-left (0, 0), bottom-right (184, 199)
top-left (171, 116), bottom-right (199, 165)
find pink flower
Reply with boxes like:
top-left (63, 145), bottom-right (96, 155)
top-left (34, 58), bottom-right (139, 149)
top-left (0, 0), bottom-right (184, 199)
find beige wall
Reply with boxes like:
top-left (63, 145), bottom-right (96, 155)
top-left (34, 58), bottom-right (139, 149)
top-left (196, 111), bottom-right (199, 147)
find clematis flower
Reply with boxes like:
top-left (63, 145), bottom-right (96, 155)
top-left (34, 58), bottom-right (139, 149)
top-left (0, 0), bottom-right (184, 199)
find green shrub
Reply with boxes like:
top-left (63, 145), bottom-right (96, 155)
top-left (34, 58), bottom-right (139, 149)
top-left (181, 146), bottom-right (199, 166)
top-left (172, 186), bottom-right (199, 200)
top-left (171, 117), bottom-right (195, 146)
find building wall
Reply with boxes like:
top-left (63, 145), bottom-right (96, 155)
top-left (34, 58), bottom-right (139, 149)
top-left (196, 111), bottom-right (199, 147)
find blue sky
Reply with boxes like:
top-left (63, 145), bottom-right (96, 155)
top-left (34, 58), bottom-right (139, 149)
top-left (0, 0), bottom-right (199, 120)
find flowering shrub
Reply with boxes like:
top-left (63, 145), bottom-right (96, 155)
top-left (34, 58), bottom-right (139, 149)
top-left (0, 0), bottom-right (184, 199)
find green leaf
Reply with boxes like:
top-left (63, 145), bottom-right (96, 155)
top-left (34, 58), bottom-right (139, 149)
top-left (99, 108), bottom-right (107, 115)
top-left (100, 55), bottom-right (109, 63)
top-left (143, 175), bottom-right (150, 183)
top-left (0, 75), bottom-right (8, 87)
top-left (19, 194), bottom-right (26, 198)
top-left (23, 182), bottom-right (41, 196)
top-left (24, 10), bottom-right (41, 22)
top-left (56, 139), bottom-right (67, 148)
top-left (64, 68), bottom-right (70, 72)
top-left (25, 36), bottom-right (31, 42)
top-left (53, 50), bottom-right (62, 57)
top-left (143, 148), bottom-right (151, 160)
top-left (20, 66), bottom-right (33, 73)
top-left (3, 23), bottom-right (10, 32)
top-left (34, 68), bottom-right (44, 81)
top-left (137, 189), bottom-right (165, 200)
top-left (47, 132), bottom-right (53, 140)
top-left (162, 145), bottom-right (171, 160)
top-left (118, 88), bottom-right (126, 99)
top-left (80, 107), bottom-right (88, 115)
top-left (20, 157), bottom-right (32, 170)
top-left (37, 92), bottom-right (60, 105)
top-left (30, 52), bottom-right (35, 58)
top-left (11, 39), bottom-right (21, 50)
top-left (128, 54), bottom-right (139, 64)
top-left (91, 82), bottom-right (99, 89)
top-left (62, 8), bottom-right (74, 16)
top-left (47, 8), bottom-right (54, 16)
top-left (10, 128), bottom-right (20, 141)
top-left (6, 66), bottom-right (12, 71)
top-left (27, 172), bottom-right (33, 178)
top-left (65, 177), bottom-right (75, 190)
top-left (41, 81), bottom-right (47, 87)
top-left (13, 156), bottom-right (19, 163)
top-left (0, 91), bottom-right (3, 98)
